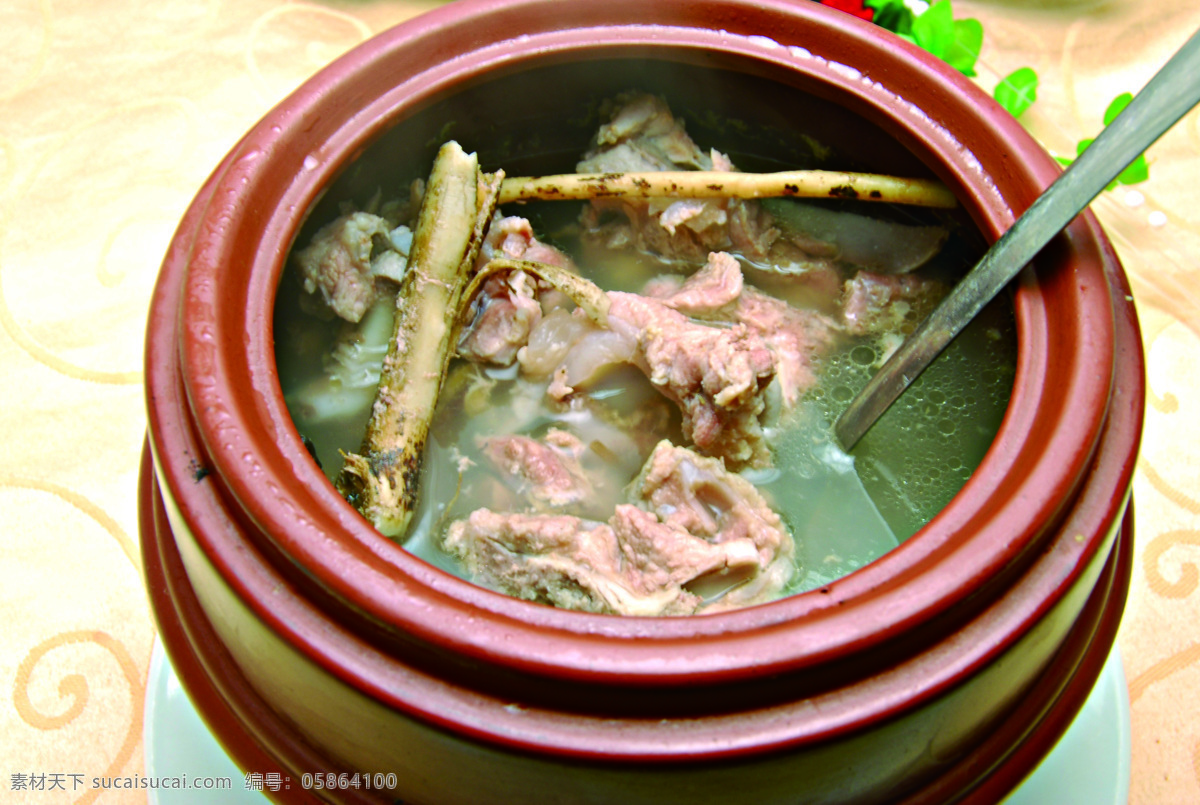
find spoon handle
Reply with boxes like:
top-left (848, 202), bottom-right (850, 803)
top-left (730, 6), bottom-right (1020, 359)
top-left (836, 26), bottom-right (1200, 451)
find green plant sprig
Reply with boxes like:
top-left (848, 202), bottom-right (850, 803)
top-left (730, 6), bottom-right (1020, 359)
top-left (994, 66), bottom-right (1039, 118)
top-left (865, 0), bottom-right (1039, 119)
top-left (865, 0), bottom-right (981, 76)
top-left (1055, 93), bottom-right (1150, 187)
top-left (861, 1), bottom-right (1148, 188)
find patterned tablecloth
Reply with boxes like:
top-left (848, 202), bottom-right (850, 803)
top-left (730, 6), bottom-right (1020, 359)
top-left (2, 1), bottom-right (1198, 803)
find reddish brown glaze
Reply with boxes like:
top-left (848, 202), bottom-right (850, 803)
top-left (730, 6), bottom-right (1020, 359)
top-left (140, 445), bottom-right (1134, 804)
top-left (141, 0), bottom-right (1144, 802)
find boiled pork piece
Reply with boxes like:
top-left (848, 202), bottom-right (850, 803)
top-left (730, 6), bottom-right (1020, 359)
top-left (457, 215), bottom-right (576, 366)
top-left (519, 252), bottom-right (837, 467)
top-left (631, 441), bottom-right (795, 611)
top-left (650, 252), bottom-right (837, 408)
top-left (443, 441), bottom-right (794, 616)
top-left (576, 93), bottom-right (841, 274)
top-left (478, 429), bottom-right (593, 511)
top-left (528, 284), bottom-right (778, 468)
top-left (293, 211), bottom-right (412, 323)
top-left (577, 92), bottom-right (946, 277)
top-left (608, 291), bottom-right (777, 467)
top-left (841, 270), bottom-right (947, 337)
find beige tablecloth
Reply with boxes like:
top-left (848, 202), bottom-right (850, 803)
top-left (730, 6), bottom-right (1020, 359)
top-left (2, 1), bottom-right (1198, 802)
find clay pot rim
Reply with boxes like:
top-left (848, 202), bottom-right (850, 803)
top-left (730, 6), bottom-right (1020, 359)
top-left (163, 0), bottom-right (1117, 684)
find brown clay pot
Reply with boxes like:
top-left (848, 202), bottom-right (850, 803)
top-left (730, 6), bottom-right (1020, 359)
top-left (140, 1), bottom-right (1144, 803)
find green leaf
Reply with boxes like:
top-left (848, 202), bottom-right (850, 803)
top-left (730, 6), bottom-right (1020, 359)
top-left (1117, 153), bottom-right (1149, 185)
top-left (865, 0), bottom-right (915, 35)
top-left (994, 67), bottom-right (1039, 117)
top-left (912, 1), bottom-right (956, 59)
top-left (1073, 103), bottom-right (1152, 187)
top-left (909, 2), bottom-right (982, 77)
top-left (946, 18), bottom-right (983, 76)
top-left (1103, 92), bottom-right (1133, 126)
top-left (1100, 93), bottom-right (1148, 183)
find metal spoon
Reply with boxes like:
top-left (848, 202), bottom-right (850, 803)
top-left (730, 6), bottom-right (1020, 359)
top-left (835, 27), bottom-right (1200, 451)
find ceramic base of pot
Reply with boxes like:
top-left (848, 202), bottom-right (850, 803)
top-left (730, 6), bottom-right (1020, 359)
top-left (142, 638), bottom-right (1129, 805)
top-left (140, 438), bottom-right (1134, 805)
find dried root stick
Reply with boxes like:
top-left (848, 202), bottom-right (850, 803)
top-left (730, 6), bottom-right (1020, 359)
top-left (499, 169), bottom-right (958, 209)
top-left (338, 141), bottom-right (503, 538)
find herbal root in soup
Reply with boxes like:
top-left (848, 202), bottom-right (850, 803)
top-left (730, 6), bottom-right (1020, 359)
top-left (275, 94), bottom-right (1015, 615)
